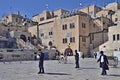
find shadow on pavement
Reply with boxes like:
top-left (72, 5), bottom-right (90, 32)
top-left (78, 67), bottom-right (99, 70)
top-left (45, 72), bottom-right (71, 75)
top-left (107, 74), bottom-right (120, 77)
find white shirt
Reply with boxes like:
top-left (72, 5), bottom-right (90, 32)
top-left (101, 56), bottom-right (104, 62)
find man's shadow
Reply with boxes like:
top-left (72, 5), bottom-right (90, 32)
top-left (107, 74), bottom-right (120, 77)
top-left (45, 72), bottom-right (71, 75)
top-left (78, 67), bottom-right (99, 70)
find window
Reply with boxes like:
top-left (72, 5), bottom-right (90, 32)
top-left (70, 23), bottom-right (75, 29)
top-left (49, 32), bottom-right (53, 35)
top-left (41, 33), bottom-right (44, 37)
top-left (40, 17), bottom-right (44, 21)
top-left (16, 18), bottom-right (19, 22)
top-left (82, 23), bottom-right (86, 28)
top-left (70, 37), bottom-right (75, 42)
top-left (88, 11), bottom-right (93, 15)
top-left (82, 37), bottom-right (86, 42)
top-left (113, 35), bottom-right (115, 41)
top-left (117, 34), bottom-right (119, 40)
top-left (93, 24), bottom-right (96, 28)
top-left (62, 38), bottom-right (67, 44)
top-left (115, 18), bottom-right (118, 22)
top-left (62, 24), bottom-right (67, 30)
top-left (90, 34), bottom-right (94, 44)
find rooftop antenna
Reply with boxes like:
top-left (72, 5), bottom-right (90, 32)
top-left (80, 2), bottom-right (82, 8)
top-left (45, 4), bottom-right (49, 11)
top-left (79, 0), bottom-right (83, 9)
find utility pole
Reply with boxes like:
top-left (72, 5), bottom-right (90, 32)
top-left (37, 22), bottom-right (39, 46)
top-left (45, 4), bottom-right (49, 11)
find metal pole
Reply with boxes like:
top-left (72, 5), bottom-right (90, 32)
top-left (79, 35), bottom-right (80, 51)
top-left (37, 22), bottom-right (39, 45)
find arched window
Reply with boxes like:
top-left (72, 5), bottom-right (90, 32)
top-left (20, 34), bottom-right (27, 42)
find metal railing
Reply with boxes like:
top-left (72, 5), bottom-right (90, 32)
top-left (108, 56), bottom-right (118, 67)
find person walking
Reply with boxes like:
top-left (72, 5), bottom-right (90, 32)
top-left (82, 53), bottom-right (84, 59)
top-left (97, 51), bottom-right (109, 75)
top-left (75, 50), bottom-right (79, 68)
top-left (38, 49), bottom-right (45, 74)
top-left (94, 52), bottom-right (97, 59)
top-left (64, 53), bottom-right (67, 64)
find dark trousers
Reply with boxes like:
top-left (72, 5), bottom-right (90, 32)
top-left (101, 68), bottom-right (107, 75)
top-left (39, 66), bottom-right (44, 73)
top-left (39, 61), bottom-right (44, 73)
top-left (75, 60), bottom-right (79, 68)
top-left (101, 63), bottom-right (107, 75)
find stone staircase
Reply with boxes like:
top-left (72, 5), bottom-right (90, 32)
top-left (17, 38), bottom-right (35, 49)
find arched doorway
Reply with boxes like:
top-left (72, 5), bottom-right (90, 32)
top-left (20, 34), bottom-right (27, 42)
top-left (64, 46), bottom-right (73, 56)
top-left (48, 41), bottom-right (53, 47)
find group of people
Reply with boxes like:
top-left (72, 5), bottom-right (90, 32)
top-left (37, 48), bottom-right (109, 76)
top-left (57, 53), bottom-right (68, 64)
top-left (74, 50), bottom-right (109, 75)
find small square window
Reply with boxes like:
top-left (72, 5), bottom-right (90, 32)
top-left (62, 24), bottom-right (67, 30)
top-left (70, 37), bottom-right (75, 42)
top-left (62, 38), bottom-right (67, 44)
top-left (82, 23), bottom-right (86, 28)
top-left (40, 17), bottom-right (44, 21)
top-left (70, 23), bottom-right (75, 29)
top-left (113, 35), bottom-right (115, 41)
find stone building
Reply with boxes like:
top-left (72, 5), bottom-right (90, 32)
top-left (0, 12), bottom-right (34, 49)
top-left (29, 8), bottom-right (109, 56)
top-left (28, 2), bottom-right (120, 56)
top-left (99, 10), bottom-right (120, 56)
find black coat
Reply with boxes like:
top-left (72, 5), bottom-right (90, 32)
top-left (39, 52), bottom-right (44, 67)
top-left (75, 53), bottom-right (79, 61)
top-left (97, 54), bottom-right (109, 70)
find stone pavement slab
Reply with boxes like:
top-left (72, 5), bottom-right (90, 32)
top-left (0, 57), bottom-right (120, 80)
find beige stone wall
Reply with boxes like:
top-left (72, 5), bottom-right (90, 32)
top-left (105, 2), bottom-right (120, 11)
top-left (28, 26), bottom-right (37, 36)
top-left (99, 26), bottom-right (120, 56)
top-left (54, 15), bottom-right (79, 54)
top-left (54, 9), bottom-right (68, 19)
top-left (39, 21), bottom-right (54, 47)
top-left (80, 5), bottom-right (102, 18)
top-left (1, 13), bottom-right (33, 33)
top-left (96, 9), bottom-right (109, 18)
top-left (108, 26), bottom-right (120, 49)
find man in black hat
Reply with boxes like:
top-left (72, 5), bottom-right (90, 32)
top-left (97, 51), bottom-right (109, 75)
top-left (38, 49), bottom-right (45, 74)
top-left (75, 50), bottom-right (79, 68)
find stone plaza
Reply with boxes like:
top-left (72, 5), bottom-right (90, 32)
top-left (0, 57), bottom-right (120, 80)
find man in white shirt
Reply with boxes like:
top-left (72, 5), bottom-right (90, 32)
top-left (97, 51), bottom-right (109, 75)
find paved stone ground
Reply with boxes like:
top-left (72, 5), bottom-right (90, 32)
top-left (0, 57), bottom-right (120, 80)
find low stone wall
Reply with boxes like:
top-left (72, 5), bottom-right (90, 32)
top-left (0, 49), bottom-right (36, 61)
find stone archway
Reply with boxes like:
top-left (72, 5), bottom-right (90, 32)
top-left (64, 46), bottom-right (73, 56)
top-left (48, 41), bottom-right (53, 47)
